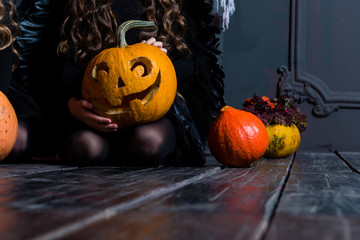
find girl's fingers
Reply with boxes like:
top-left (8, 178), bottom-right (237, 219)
top-left (160, 48), bottom-right (167, 54)
top-left (90, 114), bottom-right (112, 124)
top-left (79, 99), bottom-right (93, 109)
top-left (89, 120), bottom-right (118, 132)
top-left (145, 37), bottom-right (156, 45)
top-left (94, 123), bottom-right (118, 132)
top-left (152, 41), bottom-right (163, 48)
top-left (103, 123), bottom-right (118, 132)
top-left (141, 38), bottom-right (167, 54)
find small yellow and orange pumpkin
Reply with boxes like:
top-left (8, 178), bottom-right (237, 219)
top-left (82, 20), bottom-right (177, 129)
top-left (0, 91), bottom-right (18, 161)
top-left (208, 106), bottom-right (269, 167)
top-left (242, 95), bottom-right (308, 159)
top-left (264, 124), bottom-right (301, 158)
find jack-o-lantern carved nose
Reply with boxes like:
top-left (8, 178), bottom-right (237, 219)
top-left (130, 57), bottom-right (153, 77)
top-left (117, 77), bottom-right (125, 88)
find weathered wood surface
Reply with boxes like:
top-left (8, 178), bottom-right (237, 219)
top-left (0, 155), bottom-right (293, 240)
top-left (267, 152), bottom-right (360, 240)
top-left (61, 156), bottom-right (294, 240)
top-left (335, 151), bottom-right (360, 173)
top-left (0, 164), bottom-right (76, 178)
top-left (0, 166), bottom-right (220, 240)
top-left (3, 152), bottom-right (360, 240)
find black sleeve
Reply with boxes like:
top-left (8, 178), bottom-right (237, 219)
top-left (0, 46), bottom-right (13, 94)
top-left (172, 54), bottom-right (193, 82)
top-left (59, 55), bottom-right (86, 125)
top-left (0, 0), bottom-right (14, 95)
top-left (179, 0), bottom-right (226, 143)
top-left (163, 0), bottom-right (226, 165)
top-left (11, 0), bottom-right (66, 116)
top-left (61, 56), bottom-right (83, 101)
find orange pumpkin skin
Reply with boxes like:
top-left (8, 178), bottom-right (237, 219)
top-left (208, 106), bottom-right (269, 167)
top-left (0, 91), bottom-right (18, 161)
top-left (82, 21), bottom-right (177, 130)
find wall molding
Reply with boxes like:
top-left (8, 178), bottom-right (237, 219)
top-left (278, 0), bottom-right (360, 117)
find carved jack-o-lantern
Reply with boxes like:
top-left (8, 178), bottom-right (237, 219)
top-left (82, 20), bottom-right (177, 129)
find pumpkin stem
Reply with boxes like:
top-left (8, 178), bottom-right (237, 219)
top-left (116, 20), bottom-right (157, 48)
top-left (221, 106), bottom-right (230, 111)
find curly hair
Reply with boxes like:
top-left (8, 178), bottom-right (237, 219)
top-left (58, 0), bottom-right (188, 69)
top-left (0, 0), bottom-right (18, 70)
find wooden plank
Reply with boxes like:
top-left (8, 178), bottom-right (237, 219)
top-left (0, 164), bottom-right (77, 178)
top-left (335, 151), bottom-right (360, 173)
top-left (0, 166), bottom-right (220, 240)
top-left (267, 152), bottom-right (360, 240)
top-left (266, 214), bottom-right (360, 240)
top-left (58, 156), bottom-right (294, 240)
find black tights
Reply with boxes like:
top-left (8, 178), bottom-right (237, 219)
top-left (8, 119), bottom-right (31, 161)
top-left (63, 117), bottom-right (176, 166)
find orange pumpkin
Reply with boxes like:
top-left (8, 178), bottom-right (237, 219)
top-left (0, 91), bottom-right (18, 161)
top-left (208, 106), bottom-right (269, 167)
top-left (82, 20), bottom-right (177, 129)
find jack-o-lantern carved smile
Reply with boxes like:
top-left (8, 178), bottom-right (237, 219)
top-left (91, 56), bottom-right (161, 114)
top-left (82, 20), bottom-right (177, 130)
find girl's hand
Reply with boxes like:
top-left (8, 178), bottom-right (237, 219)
top-left (141, 37), bottom-right (168, 54)
top-left (68, 98), bottom-right (118, 132)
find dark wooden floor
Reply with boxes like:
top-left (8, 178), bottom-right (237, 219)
top-left (1, 151), bottom-right (360, 240)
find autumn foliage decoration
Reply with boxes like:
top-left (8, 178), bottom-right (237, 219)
top-left (243, 95), bottom-right (308, 132)
top-left (243, 95), bottom-right (308, 158)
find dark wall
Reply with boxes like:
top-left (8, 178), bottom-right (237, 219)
top-left (222, 0), bottom-right (289, 108)
top-left (222, 0), bottom-right (360, 152)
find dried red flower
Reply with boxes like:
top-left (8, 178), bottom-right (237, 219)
top-left (242, 94), bottom-right (308, 132)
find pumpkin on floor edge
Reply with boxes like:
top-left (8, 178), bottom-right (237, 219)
top-left (208, 106), bottom-right (269, 167)
top-left (264, 124), bottom-right (300, 158)
top-left (82, 20), bottom-right (177, 130)
top-left (0, 91), bottom-right (18, 161)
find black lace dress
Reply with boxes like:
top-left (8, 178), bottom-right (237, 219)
top-left (0, 1), bottom-right (14, 94)
top-left (0, 46), bottom-right (12, 94)
top-left (9, 0), bottom-right (226, 165)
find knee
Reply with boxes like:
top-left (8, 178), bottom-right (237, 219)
top-left (128, 127), bottom-right (174, 166)
top-left (131, 128), bottom-right (162, 157)
top-left (9, 120), bottom-right (30, 161)
top-left (64, 130), bottom-right (108, 165)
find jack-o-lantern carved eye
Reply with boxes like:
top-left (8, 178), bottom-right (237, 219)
top-left (130, 57), bottom-right (153, 77)
top-left (92, 62), bottom-right (125, 88)
top-left (92, 62), bottom-right (109, 81)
